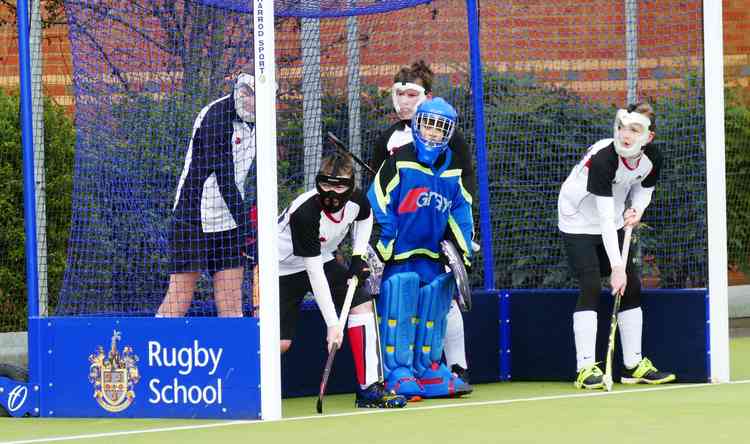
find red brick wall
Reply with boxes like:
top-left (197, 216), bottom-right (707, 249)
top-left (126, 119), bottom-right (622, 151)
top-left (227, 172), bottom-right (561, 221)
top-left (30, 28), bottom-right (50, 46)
top-left (0, 6), bottom-right (72, 109)
top-left (1, 1), bottom-right (749, 112)
top-left (724, 0), bottom-right (750, 94)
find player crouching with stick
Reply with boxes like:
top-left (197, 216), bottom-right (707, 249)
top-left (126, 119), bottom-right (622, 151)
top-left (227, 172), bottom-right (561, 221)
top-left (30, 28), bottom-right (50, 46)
top-left (277, 153), bottom-right (406, 409)
top-left (367, 98), bottom-right (473, 399)
top-left (558, 102), bottom-right (676, 390)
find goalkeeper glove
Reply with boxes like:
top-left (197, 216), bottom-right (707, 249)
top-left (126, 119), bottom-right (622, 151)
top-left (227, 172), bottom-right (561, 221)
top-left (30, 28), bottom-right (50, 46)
top-left (347, 255), bottom-right (371, 281)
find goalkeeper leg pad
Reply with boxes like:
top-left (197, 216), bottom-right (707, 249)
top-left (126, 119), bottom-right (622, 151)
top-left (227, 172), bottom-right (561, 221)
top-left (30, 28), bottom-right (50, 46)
top-left (378, 272), bottom-right (424, 398)
top-left (413, 273), bottom-right (471, 397)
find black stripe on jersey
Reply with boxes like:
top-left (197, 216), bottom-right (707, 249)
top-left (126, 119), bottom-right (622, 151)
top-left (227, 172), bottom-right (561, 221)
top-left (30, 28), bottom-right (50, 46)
top-left (641, 144), bottom-right (662, 188)
top-left (586, 143), bottom-right (618, 197)
top-left (370, 121), bottom-right (408, 173)
top-left (351, 189), bottom-right (372, 221)
top-left (289, 197), bottom-right (323, 258)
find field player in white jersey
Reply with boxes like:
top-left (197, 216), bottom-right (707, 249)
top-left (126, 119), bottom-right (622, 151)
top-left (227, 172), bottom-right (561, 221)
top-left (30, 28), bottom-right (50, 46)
top-left (277, 152), bottom-right (406, 409)
top-left (558, 102), bottom-right (676, 389)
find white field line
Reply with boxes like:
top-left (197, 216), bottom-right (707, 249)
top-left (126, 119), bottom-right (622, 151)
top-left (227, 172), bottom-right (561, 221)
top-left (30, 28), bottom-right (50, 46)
top-left (3, 380), bottom-right (750, 444)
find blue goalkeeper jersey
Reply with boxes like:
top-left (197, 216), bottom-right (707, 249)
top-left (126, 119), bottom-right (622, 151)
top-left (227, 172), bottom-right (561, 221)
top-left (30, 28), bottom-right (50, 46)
top-left (367, 143), bottom-right (473, 265)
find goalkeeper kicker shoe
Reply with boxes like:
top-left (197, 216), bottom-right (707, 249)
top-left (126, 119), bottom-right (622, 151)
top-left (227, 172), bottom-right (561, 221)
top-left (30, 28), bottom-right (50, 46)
top-left (621, 357), bottom-right (676, 385)
top-left (574, 364), bottom-right (604, 390)
top-left (356, 382), bottom-right (407, 408)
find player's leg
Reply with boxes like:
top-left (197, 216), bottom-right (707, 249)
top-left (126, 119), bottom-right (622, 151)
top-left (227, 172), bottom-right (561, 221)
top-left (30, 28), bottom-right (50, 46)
top-left (325, 260), bottom-right (406, 407)
top-left (349, 301), bottom-right (406, 408)
top-left (617, 253), bottom-right (675, 384)
top-left (563, 232), bottom-right (605, 389)
top-left (278, 270), bottom-right (310, 353)
top-left (211, 227), bottom-right (244, 317)
top-left (213, 267), bottom-right (243, 317)
top-left (444, 300), bottom-right (469, 381)
top-left (158, 272), bottom-right (200, 317)
top-left (158, 221), bottom-right (202, 317)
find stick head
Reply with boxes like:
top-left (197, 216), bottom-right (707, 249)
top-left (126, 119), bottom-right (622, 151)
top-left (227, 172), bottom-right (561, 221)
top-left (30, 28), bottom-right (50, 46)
top-left (603, 375), bottom-right (613, 392)
top-left (440, 239), bottom-right (472, 311)
top-left (316, 342), bottom-right (339, 414)
top-left (326, 131), bottom-right (346, 149)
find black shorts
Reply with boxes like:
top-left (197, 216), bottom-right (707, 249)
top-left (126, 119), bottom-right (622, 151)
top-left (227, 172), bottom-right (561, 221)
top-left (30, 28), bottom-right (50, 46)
top-left (279, 259), bottom-right (372, 340)
top-left (169, 221), bottom-right (245, 274)
top-left (561, 229), bottom-right (638, 278)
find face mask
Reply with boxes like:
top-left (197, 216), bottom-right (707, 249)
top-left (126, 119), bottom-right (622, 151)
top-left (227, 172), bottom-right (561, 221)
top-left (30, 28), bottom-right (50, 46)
top-left (315, 174), bottom-right (354, 213)
top-left (391, 82), bottom-right (426, 121)
top-left (234, 73), bottom-right (255, 123)
top-left (613, 109), bottom-right (651, 159)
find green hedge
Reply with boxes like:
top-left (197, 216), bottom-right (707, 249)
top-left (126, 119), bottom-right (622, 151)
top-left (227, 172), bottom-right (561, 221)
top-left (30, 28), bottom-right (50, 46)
top-left (0, 90), bottom-right (74, 331)
top-left (2, 74), bottom-right (749, 328)
top-left (725, 88), bottom-right (750, 271)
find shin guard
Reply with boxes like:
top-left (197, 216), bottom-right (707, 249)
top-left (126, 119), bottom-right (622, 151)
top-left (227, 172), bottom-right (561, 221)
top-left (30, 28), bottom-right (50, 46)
top-left (377, 272), bottom-right (423, 397)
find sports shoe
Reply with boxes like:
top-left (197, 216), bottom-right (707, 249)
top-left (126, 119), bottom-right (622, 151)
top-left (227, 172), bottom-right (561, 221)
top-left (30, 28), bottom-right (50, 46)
top-left (355, 382), bottom-right (407, 408)
top-left (621, 357), bottom-right (676, 385)
top-left (419, 362), bottom-right (473, 398)
top-left (451, 364), bottom-right (471, 384)
top-left (574, 364), bottom-right (604, 389)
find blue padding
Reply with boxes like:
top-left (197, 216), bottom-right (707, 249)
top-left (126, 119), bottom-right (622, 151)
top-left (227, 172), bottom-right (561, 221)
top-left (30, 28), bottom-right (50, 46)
top-left (378, 273), bottom-right (420, 372)
top-left (509, 289), bottom-right (709, 382)
top-left (413, 272), bottom-right (455, 376)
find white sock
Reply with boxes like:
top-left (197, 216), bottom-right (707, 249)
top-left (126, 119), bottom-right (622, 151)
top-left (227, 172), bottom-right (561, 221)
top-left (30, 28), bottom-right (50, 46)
top-left (443, 300), bottom-right (467, 369)
top-left (573, 310), bottom-right (597, 371)
top-left (618, 307), bottom-right (643, 369)
top-left (348, 312), bottom-right (382, 389)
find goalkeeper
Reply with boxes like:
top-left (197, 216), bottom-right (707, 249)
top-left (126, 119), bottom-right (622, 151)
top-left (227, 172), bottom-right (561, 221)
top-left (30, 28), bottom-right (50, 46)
top-left (558, 102), bottom-right (676, 389)
top-left (368, 97), bottom-right (473, 398)
top-left (278, 153), bottom-right (406, 409)
top-left (157, 73), bottom-right (256, 318)
top-left (369, 60), bottom-right (474, 385)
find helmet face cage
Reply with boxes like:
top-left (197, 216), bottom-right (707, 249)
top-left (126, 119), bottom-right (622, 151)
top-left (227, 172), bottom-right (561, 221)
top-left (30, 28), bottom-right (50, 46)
top-left (414, 112), bottom-right (455, 149)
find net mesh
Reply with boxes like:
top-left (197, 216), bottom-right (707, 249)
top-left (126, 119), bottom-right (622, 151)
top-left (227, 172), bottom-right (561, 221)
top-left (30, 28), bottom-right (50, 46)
top-left (14, 0), bottom-right (714, 318)
top-left (478, 1), bottom-right (707, 289)
top-left (0, 1), bottom-right (73, 331)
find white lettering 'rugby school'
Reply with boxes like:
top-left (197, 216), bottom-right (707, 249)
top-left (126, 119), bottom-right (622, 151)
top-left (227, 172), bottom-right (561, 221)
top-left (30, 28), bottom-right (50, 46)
top-left (558, 138), bottom-right (662, 235)
top-left (278, 188), bottom-right (372, 276)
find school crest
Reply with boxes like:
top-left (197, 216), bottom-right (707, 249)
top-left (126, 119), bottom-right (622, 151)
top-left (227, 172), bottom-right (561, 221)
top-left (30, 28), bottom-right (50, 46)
top-left (88, 330), bottom-right (140, 413)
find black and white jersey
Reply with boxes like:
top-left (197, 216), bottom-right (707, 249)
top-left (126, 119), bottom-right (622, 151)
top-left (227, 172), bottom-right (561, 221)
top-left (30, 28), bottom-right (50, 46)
top-left (558, 138), bottom-right (662, 234)
top-left (172, 94), bottom-right (255, 233)
top-left (370, 120), bottom-right (476, 198)
top-left (278, 189), bottom-right (372, 276)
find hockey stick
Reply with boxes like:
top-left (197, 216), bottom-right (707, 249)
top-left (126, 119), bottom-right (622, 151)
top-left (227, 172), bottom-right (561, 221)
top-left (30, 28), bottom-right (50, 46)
top-left (603, 226), bottom-right (633, 392)
top-left (440, 239), bottom-right (472, 312)
top-left (326, 132), bottom-right (377, 176)
top-left (316, 275), bottom-right (359, 414)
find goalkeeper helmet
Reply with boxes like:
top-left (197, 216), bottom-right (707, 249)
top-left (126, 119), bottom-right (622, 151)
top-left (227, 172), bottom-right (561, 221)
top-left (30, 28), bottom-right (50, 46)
top-left (411, 97), bottom-right (457, 166)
